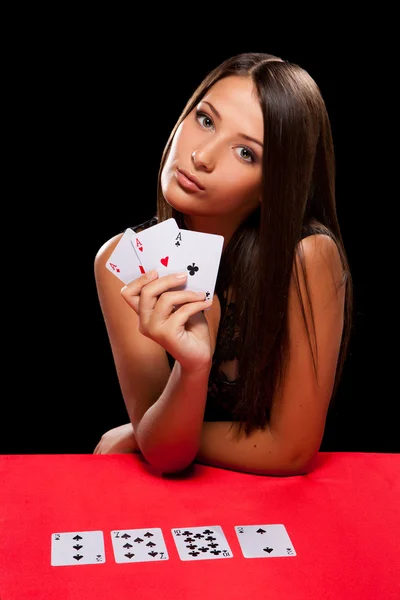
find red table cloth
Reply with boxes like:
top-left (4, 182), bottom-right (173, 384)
top-left (1, 452), bottom-right (399, 600)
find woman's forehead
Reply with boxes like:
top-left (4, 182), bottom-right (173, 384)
top-left (201, 76), bottom-right (263, 138)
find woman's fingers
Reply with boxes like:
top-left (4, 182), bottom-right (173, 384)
top-left (121, 271), bottom-right (207, 316)
top-left (120, 270), bottom-right (212, 338)
top-left (120, 270), bottom-right (160, 313)
top-left (118, 269), bottom-right (214, 370)
top-left (166, 296), bottom-right (213, 328)
top-left (139, 272), bottom-right (189, 309)
top-left (146, 287), bottom-right (206, 317)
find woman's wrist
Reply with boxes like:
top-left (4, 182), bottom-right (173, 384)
top-left (178, 360), bottom-right (212, 380)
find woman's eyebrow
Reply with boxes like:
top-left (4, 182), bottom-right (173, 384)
top-left (200, 100), bottom-right (264, 148)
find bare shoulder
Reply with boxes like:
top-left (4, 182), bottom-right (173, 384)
top-left (94, 233), bottom-right (124, 279)
top-left (295, 233), bottom-right (345, 290)
top-left (298, 233), bottom-right (342, 266)
top-left (270, 233), bottom-right (347, 468)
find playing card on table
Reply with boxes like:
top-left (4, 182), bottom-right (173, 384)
top-left (234, 524), bottom-right (296, 558)
top-left (110, 528), bottom-right (169, 563)
top-left (132, 224), bottom-right (224, 301)
top-left (105, 227), bottom-right (145, 284)
top-left (171, 526), bottom-right (233, 561)
top-left (51, 530), bottom-right (105, 566)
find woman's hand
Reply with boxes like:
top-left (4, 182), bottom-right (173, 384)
top-left (121, 270), bottom-right (213, 372)
top-left (93, 423), bottom-right (140, 454)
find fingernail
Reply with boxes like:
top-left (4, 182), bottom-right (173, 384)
top-left (175, 272), bottom-right (187, 279)
top-left (196, 291), bottom-right (206, 298)
top-left (121, 285), bottom-right (127, 292)
top-left (147, 269), bottom-right (158, 279)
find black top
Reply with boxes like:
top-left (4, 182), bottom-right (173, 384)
top-left (131, 215), bottom-right (315, 423)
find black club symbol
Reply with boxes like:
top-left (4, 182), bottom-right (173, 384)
top-left (187, 263), bottom-right (199, 276)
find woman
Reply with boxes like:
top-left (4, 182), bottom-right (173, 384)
top-left (93, 52), bottom-right (353, 476)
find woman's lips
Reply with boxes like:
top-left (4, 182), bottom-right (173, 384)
top-left (175, 168), bottom-right (205, 192)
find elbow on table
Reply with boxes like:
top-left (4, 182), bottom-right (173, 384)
top-left (289, 449), bottom-right (319, 476)
top-left (259, 434), bottom-right (319, 477)
top-left (155, 448), bottom-right (318, 478)
top-left (141, 449), bottom-right (195, 476)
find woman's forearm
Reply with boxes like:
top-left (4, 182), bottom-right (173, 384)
top-left (135, 360), bottom-right (211, 473)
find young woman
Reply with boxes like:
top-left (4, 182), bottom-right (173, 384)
top-left (93, 52), bottom-right (353, 476)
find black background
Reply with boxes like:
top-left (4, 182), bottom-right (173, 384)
top-left (3, 29), bottom-right (393, 456)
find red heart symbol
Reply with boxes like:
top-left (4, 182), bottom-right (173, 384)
top-left (138, 247), bottom-right (143, 252)
top-left (161, 256), bottom-right (169, 267)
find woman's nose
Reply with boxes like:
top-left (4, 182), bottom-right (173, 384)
top-left (191, 148), bottom-right (215, 171)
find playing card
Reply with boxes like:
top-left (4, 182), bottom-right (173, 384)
top-left (105, 227), bottom-right (145, 284)
top-left (51, 530), bottom-right (105, 566)
top-left (133, 226), bottom-right (224, 301)
top-left (171, 526), bottom-right (233, 561)
top-left (130, 218), bottom-right (180, 268)
top-left (110, 528), bottom-right (169, 563)
top-left (234, 524), bottom-right (296, 558)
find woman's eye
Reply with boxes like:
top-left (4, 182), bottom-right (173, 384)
top-left (234, 146), bottom-right (255, 163)
top-left (195, 110), bottom-right (256, 163)
top-left (196, 111), bottom-right (214, 129)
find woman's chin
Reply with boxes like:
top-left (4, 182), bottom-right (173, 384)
top-left (162, 192), bottom-right (189, 212)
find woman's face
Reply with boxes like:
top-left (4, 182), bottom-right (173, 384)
top-left (161, 76), bottom-right (263, 222)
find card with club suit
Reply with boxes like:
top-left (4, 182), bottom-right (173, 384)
top-left (171, 525), bottom-right (233, 561)
top-left (132, 224), bottom-right (224, 301)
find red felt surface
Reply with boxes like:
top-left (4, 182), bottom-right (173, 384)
top-left (1, 452), bottom-right (399, 600)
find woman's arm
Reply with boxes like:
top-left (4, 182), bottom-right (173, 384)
top-left (136, 361), bottom-right (211, 473)
top-left (95, 235), bottom-right (173, 431)
top-left (95, 234), bottom-right (219, 473)
top-left (196, 234), bottom-right (346, 476)
top-left (195, 421), bottom-right (306, 476)
top-left (94, 422), bottom-right (141, 455)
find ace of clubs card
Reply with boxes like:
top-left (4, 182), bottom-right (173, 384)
top-left (131, 221), bottom-right (224, 300)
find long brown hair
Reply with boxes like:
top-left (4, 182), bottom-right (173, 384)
top-left (156, 52), bottom-right (353, 436)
